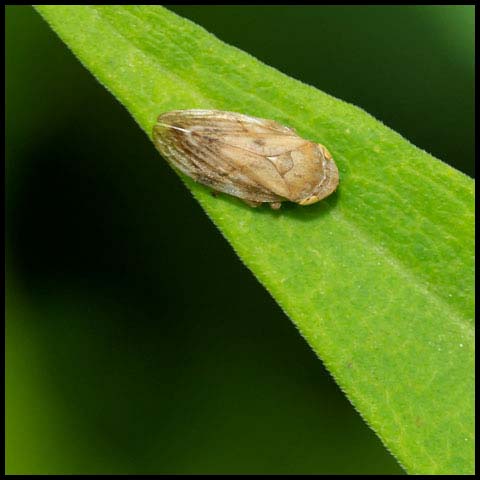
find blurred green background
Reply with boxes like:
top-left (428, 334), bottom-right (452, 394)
top-left (6, 5), bottom-right (474, 475)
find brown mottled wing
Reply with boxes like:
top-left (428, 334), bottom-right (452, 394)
top-left (153, 110), bottom-right (321, 203)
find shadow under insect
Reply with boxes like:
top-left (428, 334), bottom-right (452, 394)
top-left (207, 183), bottom-right (340, 223)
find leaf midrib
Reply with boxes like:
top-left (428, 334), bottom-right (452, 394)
top-left (329, 210), bottom-right (473, 336)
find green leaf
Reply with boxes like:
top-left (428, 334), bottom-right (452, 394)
top-left (34, 5), bottom-right (474, 474)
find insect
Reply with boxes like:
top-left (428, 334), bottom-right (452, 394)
top-left (152, 109), bottom-right (339, 209)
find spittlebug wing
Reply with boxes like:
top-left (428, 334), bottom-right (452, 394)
top-left (152, 110), bottom-right (339, 209)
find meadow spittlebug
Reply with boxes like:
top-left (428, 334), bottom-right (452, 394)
top-left (152, 110), bottom-right (339, 209)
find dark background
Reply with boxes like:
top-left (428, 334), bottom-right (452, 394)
top-left (6, 5), bottom-right (474, 474)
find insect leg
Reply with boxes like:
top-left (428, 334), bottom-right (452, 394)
top-left (243, 199), bottom-right (262, 208)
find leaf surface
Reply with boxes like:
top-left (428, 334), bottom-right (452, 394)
top-left (35, 5), bottom-right (475, 474)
